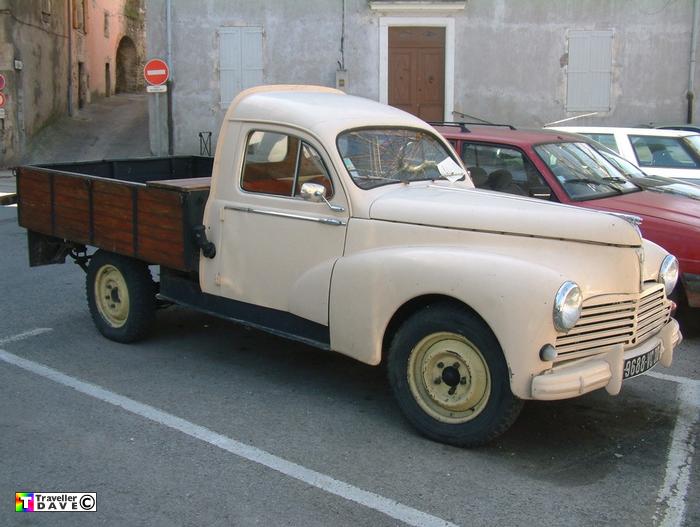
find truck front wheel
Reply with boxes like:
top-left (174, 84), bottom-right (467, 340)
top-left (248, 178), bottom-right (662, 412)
top-left (86, 251), bottom-right (156, 343)
top-left (387, 303), bottom-right (523, 447)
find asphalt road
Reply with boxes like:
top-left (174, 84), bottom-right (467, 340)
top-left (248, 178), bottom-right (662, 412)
top-left (0, 203), bottom-right (698, 527)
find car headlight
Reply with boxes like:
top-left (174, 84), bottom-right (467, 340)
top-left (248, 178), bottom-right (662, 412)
top-left (553, 281), bottom-right (583, 332)
top-left (658, 255), bottom-right (679, 297)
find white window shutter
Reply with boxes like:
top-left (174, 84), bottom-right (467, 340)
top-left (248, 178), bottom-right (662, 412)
top-left (219, 26), bottom-right (263, 106)
top-left (242, 27), bottom-right (264, 90)
top-left (566, 30), bottom-right (613, 112)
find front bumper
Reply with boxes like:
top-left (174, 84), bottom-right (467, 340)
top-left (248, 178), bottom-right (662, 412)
top-left (531, 318), bottom-right (682, 400)
top-left (682, 272), bottom-right (700, 308)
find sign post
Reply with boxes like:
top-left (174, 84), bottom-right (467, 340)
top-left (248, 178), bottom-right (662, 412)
top-left (0, 74), bottom-right (5, 119)
top-left (144, 59), bottom-right (170, 155)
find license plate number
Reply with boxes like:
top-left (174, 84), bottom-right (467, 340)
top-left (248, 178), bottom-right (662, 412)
top-left (623, 344), bottom-right (661, 379)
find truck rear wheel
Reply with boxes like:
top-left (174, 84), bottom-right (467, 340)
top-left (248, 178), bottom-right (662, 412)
top-left (387, 303), bottom-right (523, 447)
top-left (86, 251), bottom-right (156, 343)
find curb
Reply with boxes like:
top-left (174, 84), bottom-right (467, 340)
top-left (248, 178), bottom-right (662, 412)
top-left (0, 193), bottom-right (17, 206)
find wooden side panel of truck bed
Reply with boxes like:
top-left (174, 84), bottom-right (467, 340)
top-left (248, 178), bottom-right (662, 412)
top-left (17, 166), bottom-right (209, 272)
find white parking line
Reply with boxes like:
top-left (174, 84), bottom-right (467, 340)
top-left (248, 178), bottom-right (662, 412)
top-left (653, 382), bottom-right (699, 527)
top-left (647, 371), bottom-right (700, 389)
top-left (0, 327), bottom-right (52, 346)
top-left (0, 344), bottom-right (457, 527)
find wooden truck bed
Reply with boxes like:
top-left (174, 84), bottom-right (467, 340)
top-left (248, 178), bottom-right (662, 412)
top-left (17, 156), bottom-right (213, 272)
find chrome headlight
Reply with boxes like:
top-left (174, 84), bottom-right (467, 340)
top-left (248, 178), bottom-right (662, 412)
top-left (553, 281), bottom-right (583, 332)
top-left (658, 255), bottom-right (679, 297)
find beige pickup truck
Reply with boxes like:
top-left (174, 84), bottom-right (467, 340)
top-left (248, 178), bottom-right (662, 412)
top-left (17, 85), bottom-right (682, 446)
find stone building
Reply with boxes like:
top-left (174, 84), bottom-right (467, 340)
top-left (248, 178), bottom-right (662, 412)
top-left (0, 0), bottom-right (145, 165)
top-left (146, 0), bottom-right (700, 155)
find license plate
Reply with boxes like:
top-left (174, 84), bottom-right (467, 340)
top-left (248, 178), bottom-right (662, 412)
top-left (623, 343), bottom-right (661, 379)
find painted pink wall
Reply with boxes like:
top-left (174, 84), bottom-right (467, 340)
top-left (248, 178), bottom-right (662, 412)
top-left (86, 1), bottom-right (140, 97)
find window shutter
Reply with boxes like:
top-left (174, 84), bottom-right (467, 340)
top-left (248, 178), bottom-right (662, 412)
top-left (566, 30), bottom-right (613, 112)
top-left (219, 27), bottom-right (263, 106)
top-left (242, 27), bottom-right (264, 91)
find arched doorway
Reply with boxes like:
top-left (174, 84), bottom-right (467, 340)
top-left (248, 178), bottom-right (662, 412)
top-left (115, 36), bottom-right (138, 93)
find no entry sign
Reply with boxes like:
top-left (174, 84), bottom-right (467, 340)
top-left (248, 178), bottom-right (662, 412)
top-left (144, 59), bottom-right (169, 86)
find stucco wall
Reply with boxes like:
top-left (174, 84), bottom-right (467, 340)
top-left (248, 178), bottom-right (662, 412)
top-left (453, 0), bottom-right (697, 127)
top-left (0, 0), bottom-right (70, 163)
top-left (147, 0), bottom-right (700, 155)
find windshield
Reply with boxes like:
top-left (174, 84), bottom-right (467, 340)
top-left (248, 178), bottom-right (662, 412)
top-left (598, 150), bottom-right (646, 178)
top-left (534, 142), bottom-right (640, 200)
top-left (684, 135), bottom-right (700, 158)
top-left (629, 134), bottom-right (700, 168)
top-left (337, 129), bottom-right (464, 190)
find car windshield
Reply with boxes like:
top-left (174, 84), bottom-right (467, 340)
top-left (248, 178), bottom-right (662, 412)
top-left (598, 150), bottom-right (646, 178)
top-left (630, 134), bottom-right (700, 168)
top-left (337, 128), bottom-right (464, 190)
top-left (683, 134), bottom-right (700, 157)
top-left (534, 142), bottom-right (640, 200)
top-left (599, 150), bottom-right (700, 199)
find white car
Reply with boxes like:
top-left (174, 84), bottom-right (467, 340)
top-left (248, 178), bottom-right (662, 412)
top-left (549, 126), bottom-right (700, 184)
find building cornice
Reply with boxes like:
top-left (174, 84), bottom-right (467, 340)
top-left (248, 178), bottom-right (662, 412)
top-left (368, 1), bottom-right (466, 14)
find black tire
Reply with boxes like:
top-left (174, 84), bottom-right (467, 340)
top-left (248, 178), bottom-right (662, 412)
top-left (672, 283), bottom-right (700, 337)
top-left (387, 302), bottom-right (523, 447)
top-left (86, 250), bottom-right (156, 343)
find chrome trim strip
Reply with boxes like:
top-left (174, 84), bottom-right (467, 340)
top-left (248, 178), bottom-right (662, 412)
top-left (224, 205), bottom-right (346, 226)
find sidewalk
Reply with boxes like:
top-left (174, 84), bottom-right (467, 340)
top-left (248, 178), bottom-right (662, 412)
top-left (24, 93), bottom-right (149, 164)
top-left (2, 93), bottom-right (148, 206)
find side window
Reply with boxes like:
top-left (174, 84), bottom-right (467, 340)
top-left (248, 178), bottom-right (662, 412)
top-left (584, 133), bottom-right (619, 153)
top-left (629, 135), bottom-right (700, 168)
top-left (295, 143), bottom-right (334, 198)
top-left (461, 143), bottom-right (477, 169)
top-left (241, 131), bottom-right (333, 198)
top-left (461, 143), bottom-right (553, 199)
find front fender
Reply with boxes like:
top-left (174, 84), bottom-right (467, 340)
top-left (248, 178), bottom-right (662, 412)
top-left (329, 246), bottom-right (566, 398)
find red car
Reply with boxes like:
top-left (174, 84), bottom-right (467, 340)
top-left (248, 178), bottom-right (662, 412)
top-left (434, 123), bottom-right (700, 315)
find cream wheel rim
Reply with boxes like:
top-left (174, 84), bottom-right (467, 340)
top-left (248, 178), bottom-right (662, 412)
top-left (407, 332), bottom-right (491, 424)
top-left (94, 264), bottom-right (130, 328)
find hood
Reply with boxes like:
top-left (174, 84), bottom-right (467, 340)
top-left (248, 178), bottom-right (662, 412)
top-left (632, 177), bottom-right (700, 201)
top-left (368, 185), bottom-right (641, 246)
top-left (585, 190), bottom-right (700, 229)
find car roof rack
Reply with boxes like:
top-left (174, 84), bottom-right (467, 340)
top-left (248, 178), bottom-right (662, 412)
top-left (428, 121), bottom-right (517, 131)
top-left (429, 122), bottom-right (470, 132)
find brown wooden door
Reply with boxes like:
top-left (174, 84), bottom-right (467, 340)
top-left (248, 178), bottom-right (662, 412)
top-left (388, 27), bottom-right (445, 121)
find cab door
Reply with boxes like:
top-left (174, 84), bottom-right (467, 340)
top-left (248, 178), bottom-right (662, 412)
top-left (200, 126), bottom-right (349, 327)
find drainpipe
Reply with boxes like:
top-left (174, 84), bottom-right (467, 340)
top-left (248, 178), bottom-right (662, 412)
top-left (687, 0), bottom-right (699, 123)
top-left (67, 0), bottom-right (73, 116)
top-left (166, 0), bottom-right (174, 154)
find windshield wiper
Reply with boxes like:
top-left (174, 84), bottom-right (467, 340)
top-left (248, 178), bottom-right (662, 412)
top-left (563, 178), bottom-right (623, 194)
top-left (355, 174), bottom-right (401, 183)
top-left (600, 176), bottom-right (630, 184)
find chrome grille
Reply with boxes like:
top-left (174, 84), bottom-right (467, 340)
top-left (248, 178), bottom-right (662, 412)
top-left (555, 284), bottom-right (671, 359)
